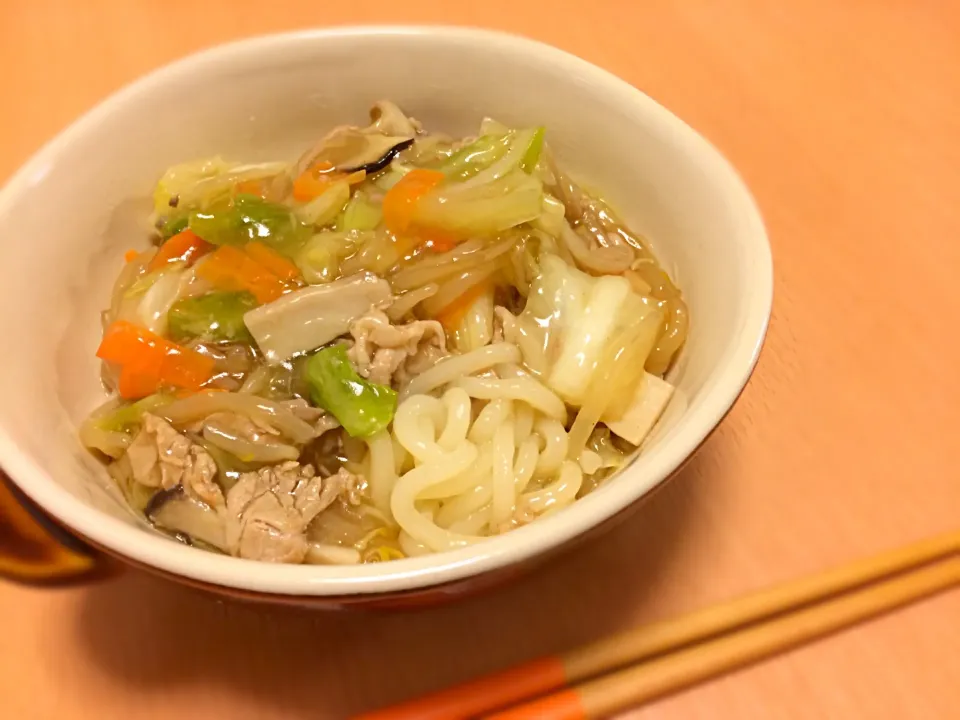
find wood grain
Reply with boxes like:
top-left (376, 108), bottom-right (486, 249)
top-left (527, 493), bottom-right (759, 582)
top-left (1, 1), bottom-right (958, 718)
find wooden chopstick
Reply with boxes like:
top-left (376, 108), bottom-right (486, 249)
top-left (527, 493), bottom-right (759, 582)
top-left (353, 530), bottom-right (960, 720)
top-left (485, 554), bottom-right (960, 719)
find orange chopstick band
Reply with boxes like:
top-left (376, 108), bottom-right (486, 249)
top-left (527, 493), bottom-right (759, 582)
top-left (483, 687), bottom-right (586, 720)
top-left (352, 656), bottom-right (567, 720)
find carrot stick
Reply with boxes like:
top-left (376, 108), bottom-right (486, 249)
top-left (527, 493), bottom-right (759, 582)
top-left (235, 179), bottom-right (266, 197)
top-left (435, 281), bottom-right (491, 331)
top-left (293, 160), bottom-right (338, 201)
top-left (382, 168), bottom-right (445, 235)
top-left (197, 246), bottom-right (287, 303)
top-left (148, 229), bottom-right (214, 271)
top-left (97, 321), bottom-right (215, 399)
top-left (244, 242), bottom-right (301, 282)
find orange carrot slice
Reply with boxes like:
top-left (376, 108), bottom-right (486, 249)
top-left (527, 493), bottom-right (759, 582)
top-left (234, 179), bottom-right (267, 197)
top-left (435, 281), bottom-right (491, 330)
top-left (383, 168), bottom-right (445, 236)
top-left (244, 242), bottom-right (301, 283)
top-left (422, 228), bottom-right (461, 254)
top-left (97, 321), bottom-right (215, 399)
top-left (292, 160), bottom-right (337, 201)
top-left (197, 246), bottom-right (287, 303)
top-left (148, 229), bottom-right (214, 272)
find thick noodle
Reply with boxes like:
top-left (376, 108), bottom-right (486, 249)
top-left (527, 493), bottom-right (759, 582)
top-left (533, 417), bottom-right (568, 477)
top-left (419, 450), bottom-right (493, 500)
top-left (446, 509), bottom-right (490, 535)
top-left (457, 376), bottom-right (566, 421)
top-left (387, 368), bottom-right (578, 544)
top-left (490, 416), bottom-right (517, 525)
top-left (364, 430), bottom-right (397, 517)
top-left (390, 441), bottom-right (482, 552)
top-left (400, 343), bottom-right (521, 400)
top-left (522, 460), bottom-right (583, 513)
top-left (468, 399), bottom-right (512, 444)
top-left (392, 395), bottom-right (446, 462)
top-left (437, 387), bottom-right (472, 450)
top-left (513, 437), bottom-right (540, 493)
top-left (434, 482), bottom-right (491, 529)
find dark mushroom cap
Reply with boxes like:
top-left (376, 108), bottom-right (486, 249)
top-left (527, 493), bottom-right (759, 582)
top-left (146, 485), bottom-right (228, 551)
top-left (342, 137), bottom-right (414, 174)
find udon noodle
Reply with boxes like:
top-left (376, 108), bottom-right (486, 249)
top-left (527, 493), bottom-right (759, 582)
top-left (382, 344), bottom-right (580, 553)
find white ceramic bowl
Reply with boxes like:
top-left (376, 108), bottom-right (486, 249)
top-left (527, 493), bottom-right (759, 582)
top-left (0, 26), bottom-right (771, 607)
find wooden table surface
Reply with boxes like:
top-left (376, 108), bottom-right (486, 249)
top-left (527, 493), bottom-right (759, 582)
top-left (2, 2), bottom-right (958, 718)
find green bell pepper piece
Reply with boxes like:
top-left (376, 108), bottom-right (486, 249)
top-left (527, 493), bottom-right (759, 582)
top-left (304, 345), bottom-right (397, 438)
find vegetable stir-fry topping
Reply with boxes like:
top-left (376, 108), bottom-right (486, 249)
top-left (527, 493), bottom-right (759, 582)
top-left (84, 100), bottom-right (688, 568)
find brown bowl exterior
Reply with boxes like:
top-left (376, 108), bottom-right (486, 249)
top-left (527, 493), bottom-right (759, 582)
top-left (0, 433), bottom-right (708, 609)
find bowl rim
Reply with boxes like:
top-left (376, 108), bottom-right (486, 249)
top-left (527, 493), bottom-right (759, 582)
top-left (0, 25), bottom-right (773, 596)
